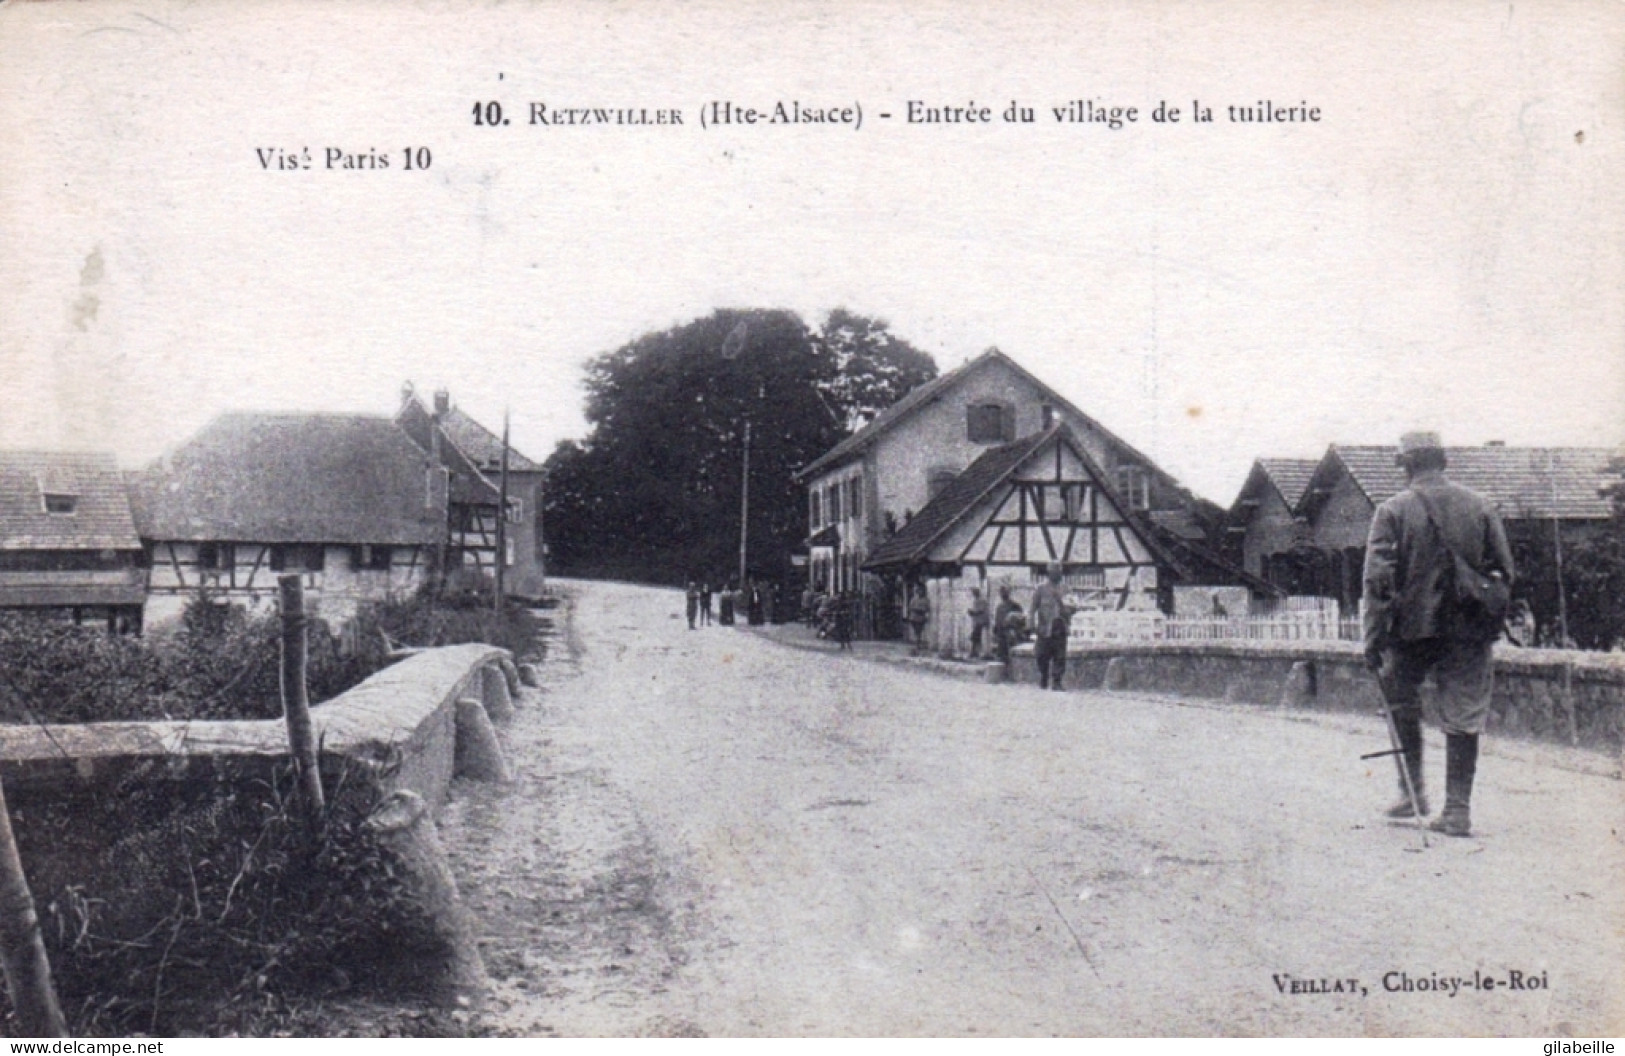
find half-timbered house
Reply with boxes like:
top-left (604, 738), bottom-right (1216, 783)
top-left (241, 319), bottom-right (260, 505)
top-left (861, 424), bottom-right (1190, 654)
top-left (128, 413), bottom-right (447, 626)
top-left (0, 450), bottom-right (145, 631)
top-left (796, 347), bottom-right (1235, 636)
top-left (395, 388), bottom-right (547, 599)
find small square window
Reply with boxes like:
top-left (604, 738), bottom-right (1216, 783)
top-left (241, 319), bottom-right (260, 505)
top-left (352, 545), bottom-right (393, 571)
top-left (197, 543), bottom-right (233, 571)
top-left (42, 493), bottom-right (76, 514)
top-left (967, 403), bottom-right (1011, 443)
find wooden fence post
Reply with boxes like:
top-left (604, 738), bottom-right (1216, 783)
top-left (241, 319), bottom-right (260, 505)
top-left (0, 778), bottom-right (66, 1037)
top-left (278, 574), bottom-right (326, 828)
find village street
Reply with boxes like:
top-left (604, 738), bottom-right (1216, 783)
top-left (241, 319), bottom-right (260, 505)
top-left (439, 580), bottom-right (1624, 1037)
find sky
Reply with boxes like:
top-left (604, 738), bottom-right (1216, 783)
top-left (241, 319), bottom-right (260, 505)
top-left (1, 0), bottom-right (1620, 506)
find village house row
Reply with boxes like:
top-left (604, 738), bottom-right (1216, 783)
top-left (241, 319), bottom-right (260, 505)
top-left (0, 387), bottom-right (545, 633)
top-left (794, 349), bottom-right (1620, 645)
top-left (2, 354), bottom-right (1618, 641)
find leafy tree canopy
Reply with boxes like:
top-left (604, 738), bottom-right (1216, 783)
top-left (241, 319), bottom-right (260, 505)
top-left (543, 307), bottom-right (937, 584)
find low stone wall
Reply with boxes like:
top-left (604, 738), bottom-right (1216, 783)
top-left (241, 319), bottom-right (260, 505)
top-left (1010, 639), bottom-right (1625, 760)
top-left (0, 643), bottom-right (523, 1014)
top-left (0, 642), bottom-right (511, 808)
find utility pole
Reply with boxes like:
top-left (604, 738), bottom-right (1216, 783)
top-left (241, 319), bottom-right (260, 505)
top-left (1550, 451), bottom-right (1570, 645)
top-left (494, 409), bottom-right (510, 614)
top-left (739, 417), bottom-right (751, 589)
top-left (721, 318), bottom-right (752, 590)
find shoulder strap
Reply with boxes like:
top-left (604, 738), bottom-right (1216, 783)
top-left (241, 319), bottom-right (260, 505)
top-left (1412, 486), bottom-right (1495, 576)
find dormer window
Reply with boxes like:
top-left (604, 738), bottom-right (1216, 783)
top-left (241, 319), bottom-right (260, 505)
top-left (42, 493), bottom-right (76, 514)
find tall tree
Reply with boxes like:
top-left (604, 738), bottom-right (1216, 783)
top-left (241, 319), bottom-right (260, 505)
top-left (815, 308), bottom-right (938, 430)
top-left (542, 308), bottom-right (937, 585)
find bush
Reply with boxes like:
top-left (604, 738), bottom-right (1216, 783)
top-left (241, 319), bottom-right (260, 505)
top-left (0, 585), bottom-right (539, 725)
top-left (352, 585), bottom-right (542, 665)
top-left (0, 595), bottom-right (376, 725)
top-left (3, 765), bottom-right (460, 1036)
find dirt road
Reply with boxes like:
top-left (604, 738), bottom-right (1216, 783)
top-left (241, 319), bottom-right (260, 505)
top-left (439, 580), bottom-right (1624, 1036)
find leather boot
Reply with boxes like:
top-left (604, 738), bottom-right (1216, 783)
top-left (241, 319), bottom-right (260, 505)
top-left (1384, 712), bottom-right (1428, 817)
top-left (1429, 733), bottom-right (1479, 837)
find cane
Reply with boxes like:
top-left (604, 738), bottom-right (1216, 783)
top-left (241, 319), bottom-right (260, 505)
top-left (1361, 661), bottom-right (1430, 850)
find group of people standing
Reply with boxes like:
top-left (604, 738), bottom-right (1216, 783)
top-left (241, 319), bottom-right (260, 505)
top-left (686, 580), bottom-right (772, 629)
top-left (902, 562), bottom-right (1076, 689)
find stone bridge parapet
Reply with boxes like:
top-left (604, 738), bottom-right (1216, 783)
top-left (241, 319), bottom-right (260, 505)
top-left (0, 642), bottom-right (516, 808)
top-left (1011, 639), bottom-right (1625, 767)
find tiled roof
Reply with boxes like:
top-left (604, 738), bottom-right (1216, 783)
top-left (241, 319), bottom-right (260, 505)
top-left (395, 398), bottom-right (501, 505)
top-left (864, 428), bottom-right (1056, 569)
top-left (1326, 445), bottom-right (1620, 520)
top-left (798, 354), bottom-right (978, 479)
top-left (128, 413), bottom-right (446, 545)
top-left (440, 407), bottom-right (543, 473)
top-left (0, 451), bottom-right (141, 551)
top-left (796, 348), bottom-right (1178, 496)
top-left (1258, 458), bottom-right (1319, 509)
top-left (1148, 508), bottom-right (1209, 541)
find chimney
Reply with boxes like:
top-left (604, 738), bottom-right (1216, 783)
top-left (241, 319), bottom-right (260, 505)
top-left (433, 390), bottom-right (451, 417)
top-left (400, 380), bottom-right (415, 405)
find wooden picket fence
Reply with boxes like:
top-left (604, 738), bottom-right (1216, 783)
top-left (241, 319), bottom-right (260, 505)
top-left (1068, 608), bottom-right (1363, 644)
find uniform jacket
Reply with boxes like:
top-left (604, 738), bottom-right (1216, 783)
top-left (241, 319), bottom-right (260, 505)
top-left (1031, 581), bottom-right (1073, 639)
top-left (1361, 470), bottom-right (1515, 647)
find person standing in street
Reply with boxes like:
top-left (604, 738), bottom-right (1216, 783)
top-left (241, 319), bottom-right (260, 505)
top-left (907, 585), bottom-right (931, 656)
top-left (684, 581), bottom-right (699, 630)
top-left (832, 591), bottom-right (853, 650)
top-left (1362, 431), bottom-right (1515, 837)
top-left (967, 587), bottom-right (991, 660)
top-left (699, 582), bottom-right (713, 626)
top-left (993, 584), bottom-right (1022, 666)
top-left (1031, 562), bottom-right (1073, 690)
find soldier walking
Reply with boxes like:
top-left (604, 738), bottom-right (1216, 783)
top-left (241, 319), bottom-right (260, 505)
top-left (1362, 432), bottom-right (1515, 837)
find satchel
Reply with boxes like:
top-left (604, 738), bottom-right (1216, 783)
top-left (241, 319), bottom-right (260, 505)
top-left (1413, 489), bottom-right (1511, 638)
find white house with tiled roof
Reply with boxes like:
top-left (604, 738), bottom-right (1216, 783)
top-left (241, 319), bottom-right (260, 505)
top-left (128, 412), bottom-right (448, 626)
top-left (794, 348), bottom-right (1237, 637)
top-left (0, 450), bottom-right (146, 630)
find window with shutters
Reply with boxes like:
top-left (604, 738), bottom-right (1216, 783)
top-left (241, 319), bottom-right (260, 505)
top-left (1116, 465), bottom-right (1150, 511)
top-left (810, 490), bottom-right (822, 529)
top-left (198, 542), bottom-right (239, 572)
top-left (966, 403), bottom-right (1011, 443)
top-left (351, 544), bottom-right (393, 571)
